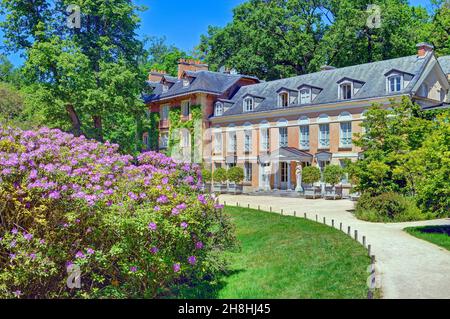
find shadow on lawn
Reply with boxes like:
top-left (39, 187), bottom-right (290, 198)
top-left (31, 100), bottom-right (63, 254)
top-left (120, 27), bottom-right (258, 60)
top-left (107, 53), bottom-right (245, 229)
top-left (168, 269), bottom-right (245, 299)
top-left (415, 226), bottom-right (450, 236)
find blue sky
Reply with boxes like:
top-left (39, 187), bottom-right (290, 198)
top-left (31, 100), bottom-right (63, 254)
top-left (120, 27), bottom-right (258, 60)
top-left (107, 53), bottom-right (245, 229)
top-left (0, 0), bottom-right (433, 66)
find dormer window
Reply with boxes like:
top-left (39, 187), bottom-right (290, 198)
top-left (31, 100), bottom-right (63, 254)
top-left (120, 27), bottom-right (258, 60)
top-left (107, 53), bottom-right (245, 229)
top-left (215, 102), bottom-right (224, 116)
top-left (162, 84), bottom-right (169, 93)
top-left (388, 75), bottom-right (402, 92)
top-left (340, 82), bottom-right (352, 100)
top-left (278, 92), bottom-right (289, 107)
top-left (244, 97), bottom-right (254, 112)
top-left (299, 88), bottom-right (311, 104)
top-left (183, 79), bottom-right (190, 87)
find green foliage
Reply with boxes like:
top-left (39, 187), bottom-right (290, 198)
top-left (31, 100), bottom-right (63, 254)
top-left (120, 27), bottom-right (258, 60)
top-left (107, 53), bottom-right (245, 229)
top-left (0, 82), bottom-right (26, 125)
top-left (227, 167), bottom-right (244, 184)
top-left (323, 165), bottom-right (345, 187)
top-left (302, 166), bottom-right (321, 185)
top-left (198, 0), bottom-right (440, 80)
top-left (355, 192), bottom-right (425, 223)
top-left (201, 169), bottom-right (212, 183)
top-left (353, 98), bottom-right (449, 218)
top-left (147, 111), bottom-right (160, 151)
top-left (213, 168), bottom-right (228, 184)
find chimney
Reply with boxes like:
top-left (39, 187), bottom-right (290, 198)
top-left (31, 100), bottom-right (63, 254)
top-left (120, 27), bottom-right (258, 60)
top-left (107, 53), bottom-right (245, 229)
top-left (148, 69), bottom-right (167, 82)
top-left (320, 65), bottom-right (336, 71)
top-left (417, 42), bottom-right (434, 58)
top-left (177, 59), bottom-right (208, 79)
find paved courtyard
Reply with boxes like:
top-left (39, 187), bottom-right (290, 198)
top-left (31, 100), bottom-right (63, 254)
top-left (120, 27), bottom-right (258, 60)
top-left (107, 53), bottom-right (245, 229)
top-left (219, 195), bottom-right (450, 299)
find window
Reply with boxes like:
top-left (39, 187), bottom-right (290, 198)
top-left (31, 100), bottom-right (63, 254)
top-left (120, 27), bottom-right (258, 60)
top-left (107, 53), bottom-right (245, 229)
top-left (261, 128), bottom-right (270, 151)
top-left (215, 102), bottom-right (224, 116)
top-left (340, 122), bottom-right (352, 147)
top-left (299, 126), bottom-right (310, 149)
top-left (181, 129), bottom-right (190, 148)
top-left (299, 88), bottom-right (311, 104)
top-left (278, 92), bottom-right (289, 107)
top-left (340, 83), bottom-right (352, 100)
top-left (244, 162), bottom-right (253, 182)
top-left (162, 84), bottom-right (169, 93)
top-left (279, 127), bottom-right (288, 147)
top-left (228, 132), bottom-right (237, 153)
top-left (143, 134), bottom-right (149, 148)
top-left (244, 97), bottom-right (254, 112)
top-left (183, 79), bottom-right (190, 87)
top-left (388, 75), bottom-right (402, 92)
top-left (181, 100), bottom-right (190, 117)
top-left (319, 124), bottom-right (330, 148)
top-left (160, 132), bottom-right (169, 149)
top-left (161, 105), bottom-right (170, 120)
top-left (244, 130), bottom-right (252, 153)
top-left (214, 132), bottom-right (222, 154)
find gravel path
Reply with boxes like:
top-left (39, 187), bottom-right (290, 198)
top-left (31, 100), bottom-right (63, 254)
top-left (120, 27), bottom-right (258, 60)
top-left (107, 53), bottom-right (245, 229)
top-left (219, 195), bottom-right (450, 299)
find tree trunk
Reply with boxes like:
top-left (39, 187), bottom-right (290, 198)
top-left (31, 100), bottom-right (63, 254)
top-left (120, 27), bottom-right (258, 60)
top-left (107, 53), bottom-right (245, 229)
top-left (66, 104), bottom-right (82, 137)
top-left (93, 115), bottom-right (103, 142)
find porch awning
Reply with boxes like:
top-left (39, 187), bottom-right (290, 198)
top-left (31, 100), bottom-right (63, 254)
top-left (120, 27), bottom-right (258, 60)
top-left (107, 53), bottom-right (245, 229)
top-left (258, 154), bottom-right (271, 165)
top-left (315, 151), bottom-right (333, 162)
top-left (270, 147), bottom-right (313, 163)
top-left (225, 155), bottom-right (237, 165)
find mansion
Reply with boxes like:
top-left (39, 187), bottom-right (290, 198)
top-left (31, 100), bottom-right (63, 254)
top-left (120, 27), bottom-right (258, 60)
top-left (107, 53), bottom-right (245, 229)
top-left (144, 43), bottom-right (450, 193)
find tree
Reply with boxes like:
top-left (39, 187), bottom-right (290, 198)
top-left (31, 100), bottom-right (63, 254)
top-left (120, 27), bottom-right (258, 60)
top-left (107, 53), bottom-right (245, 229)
top-left (0, 82), bottom-right (25, 124)
top-left (142, 36), bottom-right (192, 77)
top-left (227, 167), bottom-right (244, 184)
top-left (198, 0), bottom-right (433, 80)
top-left (323, 165), bottom-right (345, 189)
top-left (213, 168), bottom-right (228, 184)
top-left (302, 166), bottom-right (321, 186)
top-left (0, 0), bottom-right (147, 152)
top-left (427, 0), bottom-right (450, 55)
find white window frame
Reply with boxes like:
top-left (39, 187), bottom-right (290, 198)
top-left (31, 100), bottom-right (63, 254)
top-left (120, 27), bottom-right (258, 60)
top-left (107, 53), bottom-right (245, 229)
top-left (214, 132), bottom-right (222, 154)
top-left (160, 132), bottom-right (169, 149)
top-left (244, 162), bottom-right (253, 182)
top-left (299, 88), bottom-right (312, 104)
top-left (243, 97), bottom-right (254, 112)
top-left (279, 127), bottom-right (288, 147)
top-left (387, 74), bottom-right (403, 93)
top-left (319, 124), bottom-right (330, 149)
top-left (244, 130), bottom-right (252, 153)
top-left (278, 91), bottom-right (289, 108)
top-left (299, 125), bottom-right (310, 150)
top-left (162, 84), bottom-right (169, 93)
top-left (339, 82), bottom-right (353, 100)
top-left (215, 102), bottom-right (224, 116)
top-left (228, 131), bottom-right (237, 153)
top-left (260, 128), bottom-right (270, 151)
top-left (183, 79), bottom-right (190, 87)
top-left (181, 100), bottom-right (191, 117)
top-left (340, 122), bottom-right (353, 148)
top-left (161, 105), bottom-right (170, 120)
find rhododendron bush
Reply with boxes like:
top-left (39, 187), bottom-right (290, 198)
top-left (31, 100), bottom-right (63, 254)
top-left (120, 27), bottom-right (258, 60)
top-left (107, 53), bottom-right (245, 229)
top-left (0, 127), bottom-right (235, 298)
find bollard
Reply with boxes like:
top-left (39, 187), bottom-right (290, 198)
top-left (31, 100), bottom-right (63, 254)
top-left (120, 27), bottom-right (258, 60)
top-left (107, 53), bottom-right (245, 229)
top-left (368, 244), bottom-right (372, 257)
top-left (270, 207), bottom-right (272, 213)
top-left (258, 205), bottom-right (260, 211)
top-left (248, 204), bottom-right (250, 209)
top-left (332, 220), bottom-right (335, 228)
top-left (294, 211), bottom-right (297, 217)
top-left (281, 209), bottom-right (284, 215)
top-left (316, 215), bottom-right (318, 222)
top-left (304, 213), bottom-right (307, 219)
top-left (340, 223), bottom-right (343, 231)
top-left (323, 217), bottom-right (326, 224)
top-left (348, 226), bottom-right (351, 236)
top-left (355, 230), bottom-right (358, 241)
top-left (363, 236), bottom-right (366, 247)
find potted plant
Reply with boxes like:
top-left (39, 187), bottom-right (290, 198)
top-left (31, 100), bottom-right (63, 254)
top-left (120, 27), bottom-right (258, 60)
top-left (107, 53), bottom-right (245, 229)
top-left (201, 169), bottom-right (212, 193)
top-left (302, 166), bottom-right (322, 199)
top-left (323, 165), bottom-right (345, 199)
top-left (213, 168), bottom-right (228, 193)
top-left (227, 166), bottom-right (244, 194)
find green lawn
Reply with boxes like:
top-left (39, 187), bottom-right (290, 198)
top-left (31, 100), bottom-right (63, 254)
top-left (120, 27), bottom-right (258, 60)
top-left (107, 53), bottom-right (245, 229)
top-left (405, 226), bottom-right (450, 251)
top-left (178, 207), bottom-right (371, 299)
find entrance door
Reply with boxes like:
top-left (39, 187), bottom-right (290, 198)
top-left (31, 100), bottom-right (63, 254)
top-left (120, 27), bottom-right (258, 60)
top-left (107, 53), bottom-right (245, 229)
top-left (280, 162), bottom-right (289, 190)
top-left (259, 163), bottom-right (270, 190)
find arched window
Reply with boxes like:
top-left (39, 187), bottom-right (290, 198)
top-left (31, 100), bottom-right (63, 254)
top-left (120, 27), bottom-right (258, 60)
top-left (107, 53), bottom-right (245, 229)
top-left (243, 97), bottom-right (254, 112)
top-left (387, 74), bottom-right (402, 92)
top-left (215, 102), bottom-right (224, 116)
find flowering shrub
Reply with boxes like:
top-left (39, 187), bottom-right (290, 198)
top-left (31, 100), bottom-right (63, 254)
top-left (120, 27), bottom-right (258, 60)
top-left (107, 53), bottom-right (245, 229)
top-left (0, 126), bottom-right (235, 298)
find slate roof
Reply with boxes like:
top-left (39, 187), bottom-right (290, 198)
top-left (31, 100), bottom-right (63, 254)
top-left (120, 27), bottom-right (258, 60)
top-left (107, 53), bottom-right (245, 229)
top-left (144, 71), bottom-right (259, 103)
top-left (438, 56), bottom-right (450, 75)
top-left (219, 54), bottom-right (434, 117)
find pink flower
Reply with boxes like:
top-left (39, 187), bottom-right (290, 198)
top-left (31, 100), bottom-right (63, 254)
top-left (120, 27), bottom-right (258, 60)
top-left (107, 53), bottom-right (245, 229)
top-left (75, 251), bottom-right (85, 259)
top-left (173, 263), bottom-right (181, 273)
top-left (150, 247), bottom-right (159, 254)
top-left (148, 222), bottom-right (157, 231)
top-left (180, 222), bottom-right (188, 229)
top-left (188, 256), bottom-right (197, 265)
top-left (130, 266), bottom-right (138, 273)
top-left (86, 248), bottom-right (95, 255)
top-left (195, 241), bottom-right (204, 250)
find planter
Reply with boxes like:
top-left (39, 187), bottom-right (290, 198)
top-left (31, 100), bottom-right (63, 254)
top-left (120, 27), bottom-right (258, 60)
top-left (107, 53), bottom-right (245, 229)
top-left (213, 183), bottom-right (227, 194)
top-left (228, 183), bottom-right (243, 195)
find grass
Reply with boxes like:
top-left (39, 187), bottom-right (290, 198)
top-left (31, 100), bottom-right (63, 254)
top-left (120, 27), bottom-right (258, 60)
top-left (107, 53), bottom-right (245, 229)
top-left (405, 226), bottom-right (450, 251)
top-left (178, 207), bottom-right (371, 299)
